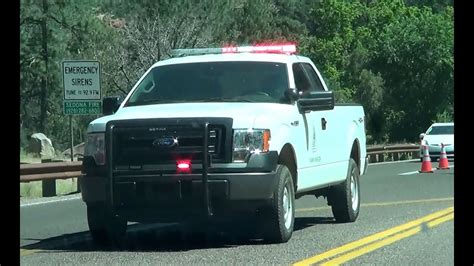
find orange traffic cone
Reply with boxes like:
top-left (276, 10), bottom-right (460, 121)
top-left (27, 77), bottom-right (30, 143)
top-left (437, 143), bottom-right (450, 169)
top-left (420, 144), bottom-right (433, 173)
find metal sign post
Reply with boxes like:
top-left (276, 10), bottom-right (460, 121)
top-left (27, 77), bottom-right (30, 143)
top-left (70, 116), bottom-right (74, 162)
top-left (62, 60), bottom-right (102, 161)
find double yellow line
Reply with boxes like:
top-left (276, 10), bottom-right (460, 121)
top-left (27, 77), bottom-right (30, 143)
top-left (293, 206), bottom-right (454, 266)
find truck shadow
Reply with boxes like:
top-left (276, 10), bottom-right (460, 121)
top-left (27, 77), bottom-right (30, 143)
top-left (20, 216), bottom-right (336, 253)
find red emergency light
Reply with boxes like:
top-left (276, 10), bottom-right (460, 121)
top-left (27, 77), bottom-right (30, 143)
top-left (222, 44), bottom-right (297, 55)
top-left (176, 160), bottom-right (191, 173)
top-left (171, 43), bottom-right (297, 57)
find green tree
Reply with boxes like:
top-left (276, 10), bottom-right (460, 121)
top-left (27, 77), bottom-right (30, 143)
top-left (21, 0), bottom-right (119, 151)
top-left (20, 0), bottom-right (454, 150)
top-left (374, 6), bottom-right (453, 141)
top-left (300, 0), bottom-right (453, 143)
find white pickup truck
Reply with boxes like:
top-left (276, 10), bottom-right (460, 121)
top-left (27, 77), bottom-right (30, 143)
top-left (81, 44), bottom-right (367, 245)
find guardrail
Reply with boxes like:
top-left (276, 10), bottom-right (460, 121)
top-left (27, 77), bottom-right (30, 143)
top-left (20, 144), bottom-right (421, 197)
top-left (367, 144), bottom-right (420, 163)
top-left (20, 160), bottom-right (83, 197)
top-left (20, 161), bottom-right (83, 182)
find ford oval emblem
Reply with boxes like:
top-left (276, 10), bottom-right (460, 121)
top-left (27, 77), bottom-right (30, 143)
top-left (152, 137), bottom-right (178, 148)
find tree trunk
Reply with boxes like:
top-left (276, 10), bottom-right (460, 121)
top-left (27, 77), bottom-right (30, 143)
top-left (39, 0), bottom-right (49, 133)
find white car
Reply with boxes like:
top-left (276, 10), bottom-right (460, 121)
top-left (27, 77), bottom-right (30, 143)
top-left (419, 122), bottom-right (454, 161)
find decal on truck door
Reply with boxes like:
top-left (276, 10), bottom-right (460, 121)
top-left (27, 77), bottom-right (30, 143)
top-left (309, 125), bottom-right (321, 163)
top-left (309, 156), bottom-right (321, 163)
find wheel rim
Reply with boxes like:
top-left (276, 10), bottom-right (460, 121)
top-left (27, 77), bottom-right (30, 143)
top-left (283, 184), bottom-right (293, 230)
top-left (350, 172), bottom-right (359, 212)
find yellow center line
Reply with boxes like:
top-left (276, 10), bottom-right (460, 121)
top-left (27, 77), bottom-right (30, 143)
top-left (321, 227), bottom-right (421, 266)
top-left (320, 212), bottom-right (454, 266)
top-left (20, 248), bottom-right (43, 256)
top-left (296, 197), bottom-right (453, 213)
top-left (427, 212), bottom-right (454, 227)
top-left (293, 207), bottom-right (453, 266)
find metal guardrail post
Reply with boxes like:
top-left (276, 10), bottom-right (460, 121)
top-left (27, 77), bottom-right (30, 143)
top-left (369, 154), bottom-right (377, 163)
top-left (393, 152), bottom-right (399, 161)
top-left (378, 153), bottom-right (384, 162)
top-left (41, 159), bottom-right (56, 197)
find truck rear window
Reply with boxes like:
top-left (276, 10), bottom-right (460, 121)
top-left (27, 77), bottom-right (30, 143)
top-left (126, 61), bottom-right (290, 106)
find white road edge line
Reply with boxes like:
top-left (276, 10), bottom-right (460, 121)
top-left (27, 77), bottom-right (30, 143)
top-left (398, 171), bottom-right (420, 176)
top-left (20, 194), bottom-right (82, 207)
top-left (369, 159), bottom-right (419, 166)
top-left (398, 164), bottom-right (454, 176)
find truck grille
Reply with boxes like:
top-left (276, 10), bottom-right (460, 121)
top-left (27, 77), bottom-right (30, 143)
top-left (106, 118), bottom-right (233, 169)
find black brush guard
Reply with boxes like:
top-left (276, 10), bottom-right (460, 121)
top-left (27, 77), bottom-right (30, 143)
top-left (105, 118), bottom-right (234, 218)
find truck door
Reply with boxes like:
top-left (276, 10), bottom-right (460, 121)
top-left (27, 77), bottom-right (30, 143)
top-left (302, 62), bottom-right (348, 185)
top-left (301, 63), bottom-right (340, 165)
top-left (292, 63), bottom-right (330, 189)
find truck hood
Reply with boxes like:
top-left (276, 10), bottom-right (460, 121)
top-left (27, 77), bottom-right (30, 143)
top-left (87, 102), bottom-right (296, 133)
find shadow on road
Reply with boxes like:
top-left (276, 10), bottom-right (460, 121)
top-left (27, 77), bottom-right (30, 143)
top-left (294, 216), bottom-right (336, 231)
top-left (20, 216), bottom-right (335, 253)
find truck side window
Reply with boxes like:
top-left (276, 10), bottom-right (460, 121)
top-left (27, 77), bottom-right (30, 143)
top-left (302, 63), bottom-right (325, 91)
top-left (292, 63), bottom-right (312, 94)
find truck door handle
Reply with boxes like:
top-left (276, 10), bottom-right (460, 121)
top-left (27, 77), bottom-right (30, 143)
top-left (321, 118), bottom-right (327, 130)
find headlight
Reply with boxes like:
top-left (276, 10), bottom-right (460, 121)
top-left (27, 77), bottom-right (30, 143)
top-left (232, 129), bottom-right (270, 162)
top-left (84, 133), bottom-right (105, 165)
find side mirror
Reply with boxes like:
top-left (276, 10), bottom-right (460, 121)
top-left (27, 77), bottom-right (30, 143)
top-left (284, 89), bottom-right (299, 103)
top-left (297, 91), bottom-right (334, 113)
top-left (102, 96), bottom-right (122, 115)
top-left (419, 133), bottom-right (425, 140)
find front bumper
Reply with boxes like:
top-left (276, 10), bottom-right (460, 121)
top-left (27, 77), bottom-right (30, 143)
top-left (419, 145), bottom-right (454, 158)
top-left (81, 151), bottom-right (279, 221)
top-left (81, 170), bottom-right (279, 203)
top-left (81, 170), bottom-right (279, 222)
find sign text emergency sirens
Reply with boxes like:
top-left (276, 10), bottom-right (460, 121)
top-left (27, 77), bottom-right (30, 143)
top-left (63, 60), bottom-right (101, 115)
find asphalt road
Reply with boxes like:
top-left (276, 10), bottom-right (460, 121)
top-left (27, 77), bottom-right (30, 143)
top-left (20, 160), bottom-right (454, 265)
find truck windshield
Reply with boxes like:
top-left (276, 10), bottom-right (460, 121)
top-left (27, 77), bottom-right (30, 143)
top-left (125, 61), bottom-right (290, 106)
top-left (427, 125), bottom-right (454, 135)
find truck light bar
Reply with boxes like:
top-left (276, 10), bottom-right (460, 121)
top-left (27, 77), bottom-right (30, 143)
top-left (171, 44), bottom-right (296, 57)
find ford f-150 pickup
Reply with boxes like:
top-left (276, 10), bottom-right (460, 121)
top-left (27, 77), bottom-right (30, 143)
top-left (81, 44), bottom-right (368, 245)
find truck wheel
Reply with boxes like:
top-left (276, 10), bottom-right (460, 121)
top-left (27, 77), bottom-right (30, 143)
top-left (328, 158), bottom-right (360, 223)
top-left (262, 164), bottom-right (295, 243)
top-left (87, 203), bottom-right (127, 247)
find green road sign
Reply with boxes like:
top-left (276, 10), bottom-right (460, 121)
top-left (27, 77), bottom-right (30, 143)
top-left (64, 101), bottom-right (101, 115)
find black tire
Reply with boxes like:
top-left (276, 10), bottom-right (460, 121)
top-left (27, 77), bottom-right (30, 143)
top-left (87, 203), bottom-right (127, 247)
top-left (262, 164), bottom-right (295, 243)
top-left (328, 158), bottom-right (360, 223)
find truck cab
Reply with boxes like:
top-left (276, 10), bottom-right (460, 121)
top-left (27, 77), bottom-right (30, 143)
top-left (81, 44), bottom-right (367, 245)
